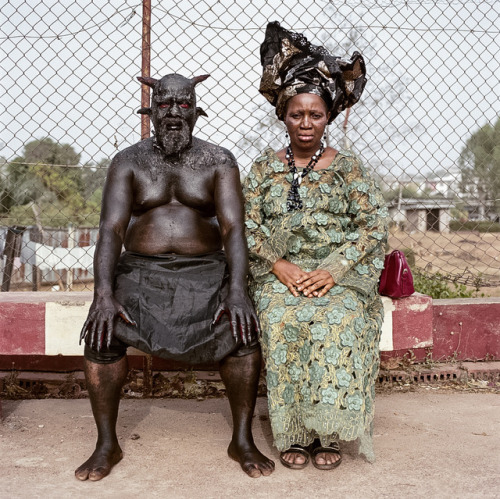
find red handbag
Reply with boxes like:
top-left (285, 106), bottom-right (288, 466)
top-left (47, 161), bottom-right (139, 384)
top-left (379, 250), bottom-right (415, 298)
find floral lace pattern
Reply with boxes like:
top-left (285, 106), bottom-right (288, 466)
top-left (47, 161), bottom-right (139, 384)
top-left (242, 148), bottom-right (389, 462)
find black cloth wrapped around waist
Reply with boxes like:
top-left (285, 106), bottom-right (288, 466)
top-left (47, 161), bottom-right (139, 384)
top-left (113, 250), bottom-right (242, 364)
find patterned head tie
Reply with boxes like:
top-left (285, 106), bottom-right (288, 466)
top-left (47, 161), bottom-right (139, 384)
top-left (259, 21), bottom-right (367, 123)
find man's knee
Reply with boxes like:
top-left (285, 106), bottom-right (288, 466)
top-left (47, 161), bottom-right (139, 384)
top-left (227, 340), bottom-right (260, 358)
top-left (84, 342), bottom-right (127, 364)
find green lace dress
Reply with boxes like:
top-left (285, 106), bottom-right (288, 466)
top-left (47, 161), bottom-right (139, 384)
top-left (242, 148), bottom-right (389, 462)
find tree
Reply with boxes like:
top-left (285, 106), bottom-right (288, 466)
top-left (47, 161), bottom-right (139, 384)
top-left (3, 138), bottom-right (82, 210)
top-left (1, 138), bottom-right (108, 227)
top-left (458, 117), bottom-right (500, 217)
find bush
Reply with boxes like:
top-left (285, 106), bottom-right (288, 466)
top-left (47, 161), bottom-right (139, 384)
top-left (450, 220), bottom-right (500, 232)
top-left (413, 270), bottom-right (476, 299)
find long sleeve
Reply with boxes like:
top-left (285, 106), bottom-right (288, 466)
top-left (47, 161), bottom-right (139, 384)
top-left (242, 153), bottom-right (292, 278)
top-left (317, 154), bottom-right (389, 295)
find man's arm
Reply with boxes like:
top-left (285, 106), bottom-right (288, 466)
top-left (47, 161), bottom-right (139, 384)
top-left (213, 153), bottom-right (259, 344)
top-left (80, 153), bottom-right (136, 350)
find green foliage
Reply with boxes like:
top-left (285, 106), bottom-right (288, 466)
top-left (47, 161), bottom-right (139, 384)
top-left (3, 197), bottom-right (101, 228)
top-left (382, 185), bottom-right (423, 202)
top-left (413, 270), bottom-right (476, 299)
top-left (458, 116), bottom-right (500, 211)
top-left (449, 220), bottom-right (500, 232)
top-left (1, 138), bottom-right (107, 227)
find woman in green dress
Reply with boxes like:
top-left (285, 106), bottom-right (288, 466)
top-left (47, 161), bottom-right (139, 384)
top-left (243, 22), bottom-right (389, 470)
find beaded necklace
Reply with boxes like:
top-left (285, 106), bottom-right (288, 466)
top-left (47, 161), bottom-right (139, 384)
top-left (286, 141), bottom-right (325, 211)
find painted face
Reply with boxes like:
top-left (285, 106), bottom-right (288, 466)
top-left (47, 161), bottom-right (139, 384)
top-left (284, 93), bottom-right (330, 150)
top-left (151, 75), bottom-right (197, 156)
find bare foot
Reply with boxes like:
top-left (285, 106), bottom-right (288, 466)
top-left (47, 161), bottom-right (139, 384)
top-left (310, 440), bottom-right (342, 470)
top-left (314, 451), bottom-right (341, 466)
top-left (227, 440), bottom-right (275, 478)
top-left (75, 445), bottom-right (123, 481)
top-left (280, 445), bottom-right (310, 469)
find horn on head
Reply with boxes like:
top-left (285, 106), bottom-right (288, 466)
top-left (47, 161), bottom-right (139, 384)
top-left (192, 74), bottom-right (210, 86)
top-left (137, 76), bottom-right (158, 88)
top-left (196, 107), bottom-right (208, 118)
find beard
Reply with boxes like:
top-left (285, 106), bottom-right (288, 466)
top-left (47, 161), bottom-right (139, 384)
top-left (154, 119), bottom-right (192, 157)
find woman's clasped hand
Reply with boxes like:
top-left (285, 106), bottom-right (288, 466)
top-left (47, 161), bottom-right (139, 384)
top-left (272, 259), bottom-right (334, 297)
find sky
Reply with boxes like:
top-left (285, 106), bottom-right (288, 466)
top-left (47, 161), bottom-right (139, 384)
top-left (1, 0), bottom-right (499, 180)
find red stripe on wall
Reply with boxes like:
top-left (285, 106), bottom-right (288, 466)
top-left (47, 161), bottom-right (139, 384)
top-left (433, 300), bottom-right (500, 361)
top-left (0, 303), bottom-right (45, 355)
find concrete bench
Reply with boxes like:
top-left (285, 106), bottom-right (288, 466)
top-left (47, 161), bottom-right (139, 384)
top-left (1, 292), bottom-right (499, 371)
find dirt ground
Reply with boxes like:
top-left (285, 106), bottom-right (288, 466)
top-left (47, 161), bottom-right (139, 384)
top-left (1, 387), bottom-right (499, 499)
top-left (389, 229), bottom-right (500, 296)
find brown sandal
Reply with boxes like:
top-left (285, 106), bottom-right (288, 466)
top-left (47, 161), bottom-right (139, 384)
top-left (310, 439), bottom-right (342, 470)
top-left (279, 445), bottom-right (310, 470)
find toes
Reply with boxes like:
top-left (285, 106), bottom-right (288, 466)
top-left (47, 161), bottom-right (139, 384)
top-left (283, 452), bottom-right (305, 464)
top-left (243, 464), bottom-right (262, 478)
top-left (74, 468), bottom-right (90, 481)
top-left (88, 466), bottom-right (111, 481)
top-left (314, 451), bottom-right (341, 466)
top-left (261, 461), bottom-right (275, 476)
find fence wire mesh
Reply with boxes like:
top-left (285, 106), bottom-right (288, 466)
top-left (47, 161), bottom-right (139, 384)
top-left (1, 0), bottom-right (500, 292)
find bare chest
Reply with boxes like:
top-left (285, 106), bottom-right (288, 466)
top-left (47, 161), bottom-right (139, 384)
top-left (132, 162), bottom-right (216, 215)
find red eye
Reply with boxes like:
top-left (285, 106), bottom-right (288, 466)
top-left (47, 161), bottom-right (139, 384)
top-left (180, 103), bottom-right (190, 109)
top-left (159, 103), bottom-right (169, 108)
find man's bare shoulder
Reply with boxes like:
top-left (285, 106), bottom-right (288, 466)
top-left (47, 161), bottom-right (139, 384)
top-left (113, 138), bottom-right (153, 162)
top-left (191, 137), bottom-right (238, 170)
top-left (108, 139), bottom-right (154, 174)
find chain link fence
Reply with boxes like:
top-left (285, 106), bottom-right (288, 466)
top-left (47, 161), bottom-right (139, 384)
top-left (1, 0), bottom-right (500, 292)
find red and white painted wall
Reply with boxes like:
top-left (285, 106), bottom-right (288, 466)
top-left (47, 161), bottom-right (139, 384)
top-left (0, 292), bottom-right (499, 371)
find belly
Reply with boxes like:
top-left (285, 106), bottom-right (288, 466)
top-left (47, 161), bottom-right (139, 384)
top-left (124, 204), bottom-right (222, 255)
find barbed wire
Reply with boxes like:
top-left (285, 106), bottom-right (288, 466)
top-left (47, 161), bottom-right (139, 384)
top-left (2, 1), bottom-right (499, 41)
top-left (336, 0), bottom-right (497, 5)
top-left (0, 2), bottom-right (142, 40)
top-left (155, 8), bottom-right (500, 35)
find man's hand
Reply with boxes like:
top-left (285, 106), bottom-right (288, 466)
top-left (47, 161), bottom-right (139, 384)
top-left (80, 295), bottom-right (136, 351)
top-left (271, 259), bottom-right (309, 297)
top-left (213, 291), bottom-right (260, 346)
top-left (296, 269), bottom-right (335, 298)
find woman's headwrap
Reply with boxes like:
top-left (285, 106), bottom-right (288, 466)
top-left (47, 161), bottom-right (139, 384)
top-left (259, 21), bottom-right (367, 123)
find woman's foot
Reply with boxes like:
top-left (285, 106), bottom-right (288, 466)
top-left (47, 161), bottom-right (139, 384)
top-left (279, 445), bottom-right (310, 470)
top-left (310, 439), bottom-right (342, 470)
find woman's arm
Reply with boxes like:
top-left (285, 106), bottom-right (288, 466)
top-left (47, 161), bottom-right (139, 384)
top-left (316, 154), bottom-right (389, 295)
top-left (242, 154), bottom-right (292, 279)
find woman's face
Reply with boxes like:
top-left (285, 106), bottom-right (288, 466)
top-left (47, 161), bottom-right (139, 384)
top-left (284, 93), bottom-right (330, 150)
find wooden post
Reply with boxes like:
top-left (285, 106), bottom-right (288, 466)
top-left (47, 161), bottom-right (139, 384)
top-left (141, 0), bottom-right (152, 140)
top-left (66, 224), bottom-right (75, 291)
top-left (30, 226), bottom-right (42, 291)
top-left (141, 0), bottom-right (153, 375)
top-left (1, 227), bottom-right (24, 292)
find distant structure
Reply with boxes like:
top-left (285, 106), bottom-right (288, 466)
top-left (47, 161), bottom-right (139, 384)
top-left (381, 165), bottom-right (499, 231)
top-left (387, 198), bottom-right (454, 233)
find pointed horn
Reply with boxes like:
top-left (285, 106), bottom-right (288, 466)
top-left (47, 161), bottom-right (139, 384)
top-left (137, 107), bottom-right (152, 115)
top-left (137, 76), bottom-right (158, 88)
top-left (196, 107), bottom-right (208, 118)
top-left (192, 74), bottom-right (210, 86)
